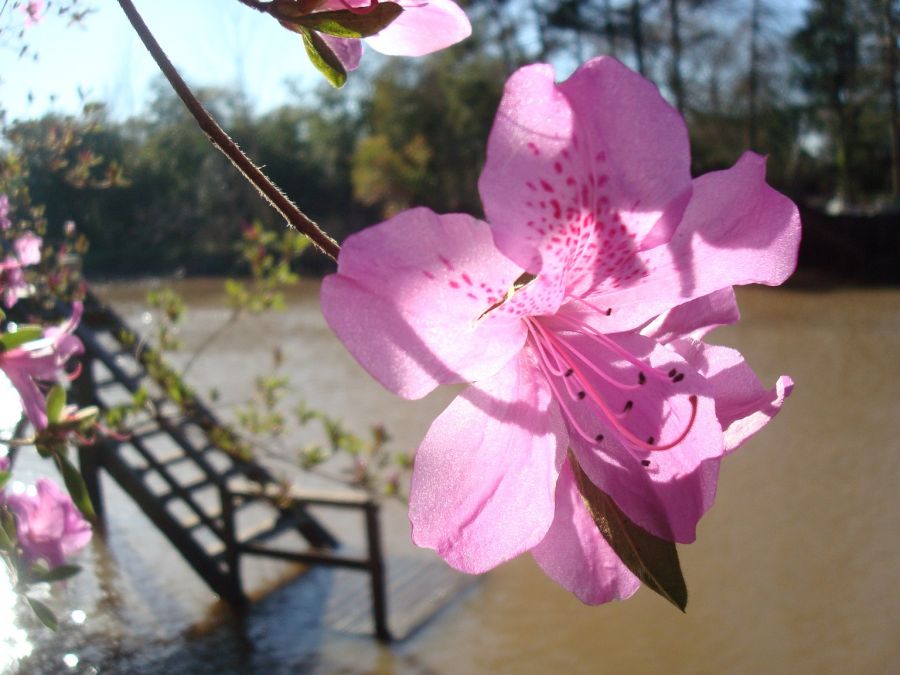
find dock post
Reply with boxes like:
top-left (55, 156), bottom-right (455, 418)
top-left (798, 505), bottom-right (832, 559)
top-left (365, 500), bottom-right (391, 641)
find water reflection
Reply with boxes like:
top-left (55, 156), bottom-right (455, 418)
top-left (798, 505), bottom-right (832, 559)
top-left (2, 280), bottom-right (897, 673)
top-left (0, 561), bottom-right (34, 672)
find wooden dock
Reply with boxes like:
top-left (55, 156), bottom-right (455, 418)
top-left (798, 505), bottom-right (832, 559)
top-left (71, 292), bottom-right (474, 641)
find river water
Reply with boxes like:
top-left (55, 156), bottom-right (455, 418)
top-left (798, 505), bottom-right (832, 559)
top-left (2, 279), bottom-right (898, 674)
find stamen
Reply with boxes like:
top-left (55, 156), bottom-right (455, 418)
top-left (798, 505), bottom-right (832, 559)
top-left (538, 324), bottom-right (699, 452)
top-left (553, 312), bottom-right (668, 383)
top-left (641, 459), bottom-right (651, 467)
top-left (638, 372), bottom-right (646, 385)
top-left (623, 400), bottom-right (633, 412)
top-left (576, 391), bottom-right (586, 400)
top-left (672, 373), bottom-right (685, 383)
top-left (574, 296), bottom-right (613, 317)
top-left (533, 316), bottom-right (643, 390)
top-left (595, 434), bottom-right (604, 442)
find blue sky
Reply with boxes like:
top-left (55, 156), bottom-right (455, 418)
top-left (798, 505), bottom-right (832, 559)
top-left (0, 0), bottom-right (323, 122)
top-left (0, 0), bottom-right (810, 123)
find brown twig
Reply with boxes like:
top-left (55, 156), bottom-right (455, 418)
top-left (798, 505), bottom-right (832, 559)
top-left (116, 0), bottom-right (341, 261)
top-left (235, 0), bottom-right (269, 12)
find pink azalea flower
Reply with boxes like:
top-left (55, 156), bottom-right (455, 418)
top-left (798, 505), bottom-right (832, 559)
top-left (321, 57), bottom-right (800, 604)
top-left (0, 303), bottom-right (83, 430)
top-left (4, 478), bottom-right (92, 568)
top-left (13, 232), bottom-right (42, 266)
top-left (318, 0), bottom-right (471, 71)
top-left (1, 232), bottom-right (42, 308)
top-left (18, 0), bottom-right (44, 27)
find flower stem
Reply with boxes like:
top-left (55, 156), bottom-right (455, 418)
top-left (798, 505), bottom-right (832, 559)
top-left (235, 0), bottom-right (269, 12)
top-left (116, 0), bottom-right (341, 261)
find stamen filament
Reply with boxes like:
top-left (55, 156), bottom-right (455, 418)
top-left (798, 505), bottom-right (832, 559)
top-left (539, 325), bottom-right (698, 452)
top-left (553, 311), bottom-right (669, 383)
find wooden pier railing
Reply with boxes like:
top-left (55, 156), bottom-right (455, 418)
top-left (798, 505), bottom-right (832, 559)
top-left (72, 292), bottom-right (392, 640)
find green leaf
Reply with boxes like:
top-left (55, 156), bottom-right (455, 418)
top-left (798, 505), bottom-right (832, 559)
top-left (295, 4), bottom-right (404, 38)
top-left (0, 519), bottom-right (12, 550)
top-left (40, 564), bottom-right (82, 583)
top-left (56, 453), bottom-right (95, 520)
top-left (2, 508), bottom-right (18, 542)
top-left (0, 470), bottom-right (10, 492)
top-left (568, 450), bottom-right (688, 611)
top-left (26, 597), bottom-right (59, 631)
top-left (46, 385), bottom-right (66, 424)
top-left (300, 27), bottom-right (348, 88)
top-left (0, 325), bottom-right (43, 350)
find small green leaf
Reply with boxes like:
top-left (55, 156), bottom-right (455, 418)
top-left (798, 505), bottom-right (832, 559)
top-left (56, 453), bottom-right (95, 520)
top-left (46, 385), bottom-right (66, 424)
top-left (26, 597), bottom-right (59, 631)
top-left (0, 325), bottom-right (43, 350)
top-left (68, 405), bottom-right (99, 425)
top-left (295, 4), bottom-right (403, 38)
top-left (0, 470), bottom-right (10, 492)
top-left (41, 564), bottom-right (82, 583)
top-left (569, 450), bottom-right (688, 611)
top-left (300, 27), bottom-right (348, 88)
top-left (0, 520), bottom-right (12, 550)
top-left (2, 508), bottom-right (18, 541)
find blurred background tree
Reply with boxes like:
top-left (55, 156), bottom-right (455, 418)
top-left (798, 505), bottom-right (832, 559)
top-left (2, 0), bottom-right (896, 277)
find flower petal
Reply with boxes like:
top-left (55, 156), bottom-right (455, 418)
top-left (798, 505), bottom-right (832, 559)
top-left (672, 341), bottom-right (794, 454)
top-left (409, 351), bottom-right (567, 573)
top-left (320, 34), bottom-right (363, 71)
top-left (531, 459), bottom-right (641, 604)
top-left (2, 364), bottom-right (48, 429)
top-left (561, 331), bottom-right (723, 543)
top-left (364, 0), bottom-right (471, 57)
top-left (479, 58), bottom-right (692, 304)
top-left (640, 287), bottom-right (741, 343)
top-left (322, 208), bottom-right (527, 399)
top-left (584, 152), bottom-right (801, 333)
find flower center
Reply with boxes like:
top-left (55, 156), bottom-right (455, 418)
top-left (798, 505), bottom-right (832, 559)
top-left (525, 315), bottom-right (697, 458)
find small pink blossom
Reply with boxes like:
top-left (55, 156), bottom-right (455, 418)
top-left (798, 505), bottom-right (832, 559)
top-left (0, 303), bottom-right (84, 430)
top-left (318, 0), bottom-right (471, 71)
top-left (1, 232), bottom-right (42, 307)
top-left (18, 0), bottom-right (44, 27)
top-left (13, 232), bottom-right (42, 266)
top-left (322, 58), bottom-right (800, 603)
top-left (4, 478), bottom-right (92, 568)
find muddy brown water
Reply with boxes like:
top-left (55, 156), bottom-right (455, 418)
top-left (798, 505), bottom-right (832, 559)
top-left (2, 279), bottom-right (898, 674)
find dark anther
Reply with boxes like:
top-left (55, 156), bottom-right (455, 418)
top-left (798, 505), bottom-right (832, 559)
top-left (689, 394), bottom-right (698, 404)
top-left (595, 434), bottom-right (604, 442)
top-left (641, 459), bottom-right (651, 467)
top-left (672, 373), bottom-right (684, 383)
top-left (638, 372), bottom-right (646, 385)
top-left (577, 391), bottom-right (586, 400)
top-left (564, 368), bottom-right (574, 377)
top-left (606, 308), bottom-right (612, 316)
top-left (668, 368), bottom-right (677, 378)
top-left (647, 436), bottom-right (655, 444)
top-left (623, 400), bottom-right (633, 412)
